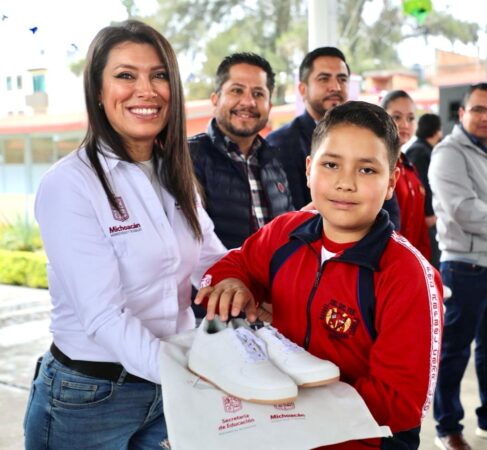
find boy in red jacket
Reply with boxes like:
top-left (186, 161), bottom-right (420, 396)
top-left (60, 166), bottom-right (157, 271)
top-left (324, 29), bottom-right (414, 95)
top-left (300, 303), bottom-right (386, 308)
top-left (196, 101), bottom-right (443, 450)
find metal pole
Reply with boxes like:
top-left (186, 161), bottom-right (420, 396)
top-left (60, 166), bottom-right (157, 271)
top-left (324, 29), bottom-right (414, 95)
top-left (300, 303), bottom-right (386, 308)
top-left (308, 0), bottom-right (338, 50)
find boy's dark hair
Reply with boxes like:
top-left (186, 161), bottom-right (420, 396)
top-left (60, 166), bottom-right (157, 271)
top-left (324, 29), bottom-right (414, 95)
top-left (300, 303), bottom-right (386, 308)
top-left (311, 101), bottom-right (401, 171)
top-left (416, 113), bottom-right (441, 139)
top-left (214, 52), bottom-right (275, 95)
top-left (299, 47), bottom-right (350, 83)
top-left (380, 90), bottom-right (412, 110)
top-left (462, 82), bottom-right (487, 107)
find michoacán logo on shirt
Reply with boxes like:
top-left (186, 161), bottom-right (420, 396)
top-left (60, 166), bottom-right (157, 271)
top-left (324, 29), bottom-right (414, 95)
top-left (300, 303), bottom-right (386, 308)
top-left (111, 196), bottom-right (130, 222)
top-left (108, 196), bottom-right (142, 235)
top-left (109, 222), bottom-right (142, 236)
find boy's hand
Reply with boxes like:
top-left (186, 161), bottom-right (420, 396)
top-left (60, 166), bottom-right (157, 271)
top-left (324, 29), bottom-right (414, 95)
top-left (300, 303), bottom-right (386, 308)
top-left (194, 278), bottom-right (257, 322)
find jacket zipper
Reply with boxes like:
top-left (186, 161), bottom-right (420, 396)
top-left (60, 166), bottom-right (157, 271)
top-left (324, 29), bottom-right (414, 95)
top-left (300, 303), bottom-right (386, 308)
top-left (303, 244), bottom-right (325, 350)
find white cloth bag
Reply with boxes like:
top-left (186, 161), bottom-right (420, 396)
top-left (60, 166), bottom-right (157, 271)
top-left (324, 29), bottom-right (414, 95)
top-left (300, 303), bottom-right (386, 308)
top-left (159, 330), bottom-right (391, 450)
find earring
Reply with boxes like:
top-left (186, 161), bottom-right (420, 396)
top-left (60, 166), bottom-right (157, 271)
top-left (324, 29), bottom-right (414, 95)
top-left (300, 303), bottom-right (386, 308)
top-left (98, 102), bottom-right (103, 109)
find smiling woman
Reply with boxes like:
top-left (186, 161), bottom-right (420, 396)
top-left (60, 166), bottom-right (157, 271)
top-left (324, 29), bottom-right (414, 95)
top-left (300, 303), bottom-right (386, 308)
top-left (99, 41), bottom-right (171, 161)
top-left (23, 20), bottom-right (226, 450)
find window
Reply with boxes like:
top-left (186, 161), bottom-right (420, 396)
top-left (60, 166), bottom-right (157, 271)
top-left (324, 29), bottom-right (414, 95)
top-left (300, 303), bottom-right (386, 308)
top-left (57, 137), bottom-right (81, 159)
top-left (4, 139), bottom-right (24, 163)
top-left (32, 138), bottom-right (55, 163)
top-left (17, 75), bottom-right (22, 89)
top-left (6, 76), bottom-right (12, 90)
top-left (33, 74), bottom-right (46, 93)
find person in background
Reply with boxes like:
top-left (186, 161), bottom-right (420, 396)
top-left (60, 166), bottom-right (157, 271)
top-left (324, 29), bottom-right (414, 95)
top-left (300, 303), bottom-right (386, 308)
top-left (189, 52), bottom-right (293, 250)
top-left (23, 20), bottom-right (226, 449)
top-left (406, 113), bottom-right (442, 267)
top-left (267, 47), bottom-right (401, 229)
top-left (429, 82), bottom-right (487, 450)
top-left (197, 101), bottom-right (443, 450)
top-left (266, 47), bottom-right (350, 210)
top-left (381, 90), bottom-right (431, 261)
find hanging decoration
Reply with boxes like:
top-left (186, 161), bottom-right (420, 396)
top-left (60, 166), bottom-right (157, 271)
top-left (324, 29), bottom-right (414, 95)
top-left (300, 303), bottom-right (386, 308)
top-left (402, 0), bottom-right (433, 24)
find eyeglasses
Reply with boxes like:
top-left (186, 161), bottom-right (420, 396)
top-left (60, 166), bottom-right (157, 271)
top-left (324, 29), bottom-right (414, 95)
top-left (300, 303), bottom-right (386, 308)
top-left (465, 105), bottom-right (487, 115)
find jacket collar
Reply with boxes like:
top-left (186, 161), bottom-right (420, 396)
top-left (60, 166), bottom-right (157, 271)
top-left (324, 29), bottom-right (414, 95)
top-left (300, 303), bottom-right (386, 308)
top-left (412, 137), bottom-right (433, 150)
top-left (400, 152), bottom-right (415, 170)
top-left (289, 210), bottom-right (394, 271)
top-left (459, 123), bottom-right (487, 154)
top-left (297, 110), bottom-right (317, 145)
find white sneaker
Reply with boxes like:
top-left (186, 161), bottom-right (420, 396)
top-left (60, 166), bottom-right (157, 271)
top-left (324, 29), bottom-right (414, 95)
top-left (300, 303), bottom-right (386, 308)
top-left (188, 316), bottom-right (298, 404)
top-left (476, 427), bottom-right (487, 439)
top-left (253, 323), bottom-right (340, 387)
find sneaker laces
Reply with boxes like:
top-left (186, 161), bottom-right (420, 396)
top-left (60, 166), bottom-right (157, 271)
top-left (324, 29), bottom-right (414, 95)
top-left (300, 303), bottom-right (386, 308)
top-left (234, 328), bottom-right (267, 362)
top-left (264, 326), bottom-right (304, 353)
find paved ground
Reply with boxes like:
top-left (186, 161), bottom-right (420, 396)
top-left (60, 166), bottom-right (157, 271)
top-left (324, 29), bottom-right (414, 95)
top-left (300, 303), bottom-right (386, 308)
top-left (0, 284), bottom-right (485, 449)
top-left (0, 284), bottom-right (51, 450)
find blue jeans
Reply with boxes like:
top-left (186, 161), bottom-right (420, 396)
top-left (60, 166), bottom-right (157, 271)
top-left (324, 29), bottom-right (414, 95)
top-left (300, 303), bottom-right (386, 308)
top-left (24, 351), bottom-right (169, 449)
top-left (434, 261), bottom-right (487, 435)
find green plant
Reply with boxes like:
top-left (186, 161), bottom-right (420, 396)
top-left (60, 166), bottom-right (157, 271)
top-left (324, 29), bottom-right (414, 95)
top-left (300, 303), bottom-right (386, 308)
top-left (0, 249), bottom-right (48, 288)
top-left (0, 216), bottom-right (43, 252)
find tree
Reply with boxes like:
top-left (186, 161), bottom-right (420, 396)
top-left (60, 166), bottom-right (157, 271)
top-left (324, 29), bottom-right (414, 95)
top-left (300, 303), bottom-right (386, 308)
top-left (121, 0), bottom-right (138, 17)
top-left (336, 0), bottom-right (480, 74)
top-left (142, 0), bottom-right (480, 100)
top-left (144, 0), bottom-right (307, 102)
top-left (69, 0), bottom-right (481, 101)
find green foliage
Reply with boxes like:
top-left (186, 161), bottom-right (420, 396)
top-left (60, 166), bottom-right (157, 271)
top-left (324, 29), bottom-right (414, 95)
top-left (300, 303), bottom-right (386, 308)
top-left (121, 0), bottom-right (138, 17)
top-left (420, 11), bottom-right (479, 45)
top-left (145, 0), bottom-right (307, 103)
top-left (69, 58), bottom-right (85, 77)
top-left (0, 218), bottom-right (47, 288)
top-left (0, 217), bottom-right (43, 252)
top-left (143, 0), bottom-right (481, 98)
top-left (336, 0), bottom-right (480, 73)
top-left (186, 79), bottom-right (214, 100)
top-left (0, 250), bottom-right (48, 288)
top-left (338, 0), bottom-right (404, 73)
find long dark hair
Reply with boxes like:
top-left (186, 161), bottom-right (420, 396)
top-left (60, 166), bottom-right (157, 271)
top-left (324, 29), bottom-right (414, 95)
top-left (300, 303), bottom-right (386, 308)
top-left (81, 20), bottom-right (202, 239)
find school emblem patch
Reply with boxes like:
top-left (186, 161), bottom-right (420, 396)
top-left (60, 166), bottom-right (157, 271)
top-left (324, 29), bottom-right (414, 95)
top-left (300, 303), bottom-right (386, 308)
top-left (320, 299), bottom-right (359, 338)
top-left (111, 196), bottom-right (129, 222)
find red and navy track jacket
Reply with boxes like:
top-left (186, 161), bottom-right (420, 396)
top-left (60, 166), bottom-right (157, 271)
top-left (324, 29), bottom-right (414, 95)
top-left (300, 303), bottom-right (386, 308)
top-left (204, 210), bottom-right (443, 449)
top-left (396, 154), bottom-right (431, 261)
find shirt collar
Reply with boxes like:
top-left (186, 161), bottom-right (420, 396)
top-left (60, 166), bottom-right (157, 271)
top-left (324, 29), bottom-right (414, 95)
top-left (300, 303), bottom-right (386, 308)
top-left (289, 209), bottom-right (394, 271)
top-left (210, 118), bottom-right (262, 157)
top-left (96, 141), bottom-right (123, 173)
top-left (460, 123), bottom-right (487, 153)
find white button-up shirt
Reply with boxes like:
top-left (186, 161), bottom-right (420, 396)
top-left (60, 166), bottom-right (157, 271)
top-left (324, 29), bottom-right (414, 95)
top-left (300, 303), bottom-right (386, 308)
top-left (35, 145), bottom-right (226, 383)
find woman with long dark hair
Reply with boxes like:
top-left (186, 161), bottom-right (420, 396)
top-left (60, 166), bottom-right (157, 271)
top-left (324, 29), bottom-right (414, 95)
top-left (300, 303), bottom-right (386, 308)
top-left (24, 20), bottom-right (225, 449)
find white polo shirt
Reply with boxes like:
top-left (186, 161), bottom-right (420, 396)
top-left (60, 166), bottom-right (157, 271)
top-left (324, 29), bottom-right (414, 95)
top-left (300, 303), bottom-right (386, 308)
top-left (35, 145), bottom-right (226, 384)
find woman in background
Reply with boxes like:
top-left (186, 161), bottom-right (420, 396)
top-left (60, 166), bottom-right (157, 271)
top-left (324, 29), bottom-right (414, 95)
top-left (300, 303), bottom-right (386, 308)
top-left (381, 90), bottom-right (431, 261)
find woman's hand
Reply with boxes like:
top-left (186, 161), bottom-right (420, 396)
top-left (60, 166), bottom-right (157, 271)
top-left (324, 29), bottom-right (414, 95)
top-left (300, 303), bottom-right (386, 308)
top-left (194, 278), bottom-right (257, 322)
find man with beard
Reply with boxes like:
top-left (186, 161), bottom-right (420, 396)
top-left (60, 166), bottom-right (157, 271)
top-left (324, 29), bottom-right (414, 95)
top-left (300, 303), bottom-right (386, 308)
top-left (267, 47), bottom-right (349, 210)
top-left (189, 53), bottom-right (293, 250)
